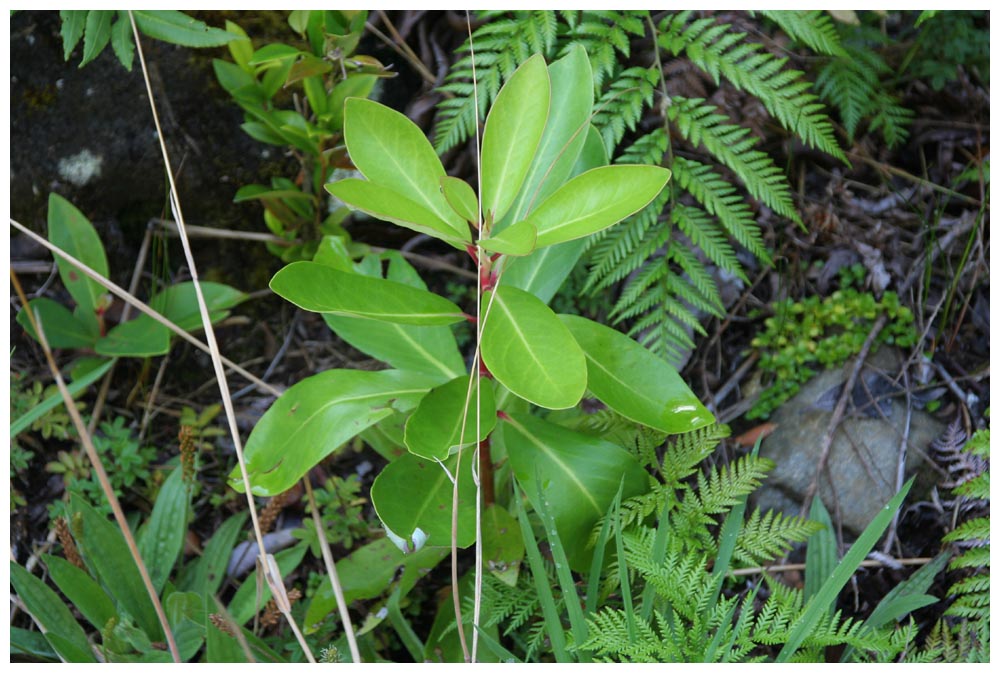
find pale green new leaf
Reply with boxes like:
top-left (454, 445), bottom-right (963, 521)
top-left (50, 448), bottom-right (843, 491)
top-left (440, 175), bottom-right (479, 224)
top-left (528, 165), bottom-right (671, 248)
top-left (481, 285), bottom-right (586, 409)
top-left (343, 97), bottom-right (467, 236)
top-left (478, 219), bottom-right (537, 256)
top-left (271, 261), bottom-right (466, 325)
top-left (480, 54), bottom-right (551, 223)
top-left (326, 178), bottom-right (469, 249)
top-left (231, 369), bottom-right (436, 496)
top-left (404, 375), bottom-right (496, 461)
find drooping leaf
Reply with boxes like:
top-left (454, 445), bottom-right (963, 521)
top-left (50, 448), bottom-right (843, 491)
top-left (527, 165), bottom-right (671, 248)
top-left (480, 54), bottom-right (550, 224)
top-left (137, 467), bottom-right (190, 593)
top-left (16, 297), bottom-right (97, 349)
top-left (133, 10), bottom-right (237, 47)
top-left (500, 412), bottom-right (649, 570)
top-left (303, 538), bottom-right (449, 634)
top-left (231, 369), bottom-right (435, 496)
top-left (440, 175), bottom-right (479, 224)
top-left (501, 44), bottom-right (594, 227)
top-left (10, 562), bottom-right (97, 662)
top-left (326, 179), bottom-right (469, 249)
top-left (46, 193), bottom-right (109, 335)
top-left (110, 11), bottom-right (134, 70)
top-left (404, 375), bottom-right (496, 461)
top-left (560, 314), bottom-right (714, 433)
top-left (481, 285), bottom-right (586, 410)
top-left (270, 261), bottom-right (466, 325)
top-left (43, 554), bottom-right (116, 633)
top-left (370, 452), bottom-right (477, 550)
top-left (320, 249), bottom-right (465, 382)
top-left (60, 10), bottom-right (87, 60)
top-left (478, 219), bottom-right (537, 257)
top-left (343, 97), bottom-right (467, 236)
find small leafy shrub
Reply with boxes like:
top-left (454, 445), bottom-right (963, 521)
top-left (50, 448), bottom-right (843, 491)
top-left (747, 269), bottom-right (917, 419)
top-left (298, 474), bottom-right (370, 551)
top-left (214, 11), bottom-right (391, 262)
top-left (907, 10), bottom-right (990, 91)
top-left (45, 416), bottom-right (157, 519)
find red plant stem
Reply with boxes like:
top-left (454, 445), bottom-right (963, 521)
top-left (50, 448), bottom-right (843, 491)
top-left (478, 437), bottom-right (495, 507)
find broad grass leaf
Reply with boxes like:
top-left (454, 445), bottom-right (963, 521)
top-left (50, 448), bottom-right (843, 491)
top-left (481, 285), bottom-right (586, 410)
top-left (560, 314), bottom-right (714, 433)
top-left (137, 467), bottom-right (190, 593)
top-left (10, 562), bottom-right (96, 662)
top-left (43, 554), bottom-right (116, 633)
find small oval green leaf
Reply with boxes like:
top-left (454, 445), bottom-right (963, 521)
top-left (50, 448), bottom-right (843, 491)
top-left (404, 375), bottom-right (496, 461)
top-left (560, 314), bottom-right (715, 433)
top-left (370, 452), bottom-right (477, 550)
top-left (478, 219), bottom-right (537, 257)
top-left (480, 54), bottom-right (550, 224)
top-left (271, 261), bottom-right (466, 325)
top-left (326, 179), bottom-right (468, 249)
top-left (481, 285), bottom-right (586, 410)
top-left (528, 165), bottom-right (671, 248)
top-left (440, 175), bottom-right (479, 224)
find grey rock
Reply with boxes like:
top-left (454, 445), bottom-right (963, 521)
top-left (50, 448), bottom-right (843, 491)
top-left (752, 348), bottom-right (943, 535)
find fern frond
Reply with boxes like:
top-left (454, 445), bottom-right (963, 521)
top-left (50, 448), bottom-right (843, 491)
top-left (734, 508), bottom-right (825, 565)
top-left (661, 423), bottom-right (731, 487)
top-left (433, 11), bottom-right (559, 152)
top-left (669, 96), bottom-right (800, 223)
top-left (758, 10), bottom-right (845, 56)
top-left (591, 67), bottom-right (659, 155)
top-left (659, 12), bottom-right (844, 161)
top-left (557, 11), bottom-right (648, 89)
top-left (672, 156), bottom-right (770, 266)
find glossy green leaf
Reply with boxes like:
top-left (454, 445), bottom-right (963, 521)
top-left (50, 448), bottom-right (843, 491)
top-left (480, 54), bottom-right (550, 223)
top-left (10, 562), bottom-right (96, 662)
top-left (404, 375), bottom-right (496, 461)
top-left (17, 298), bottom-right (96, 349)
top-left (304, 537), bottom-right (448, 634)
top-left (481, 285), bottom-right (586, 410)
top-left (327, 74), bottom-right (376, 130)
top-left (133, 10), bottom-right (237, 47)
top-left (47, 193), bottom-right (109, 334)
top-left (776, 478), bottom-right (914, 662)
top-left (80, 10), bottom-right (112, 68)
top-left (43, 554), bottom-right (116, 632)
top-left (71, 495), bottom-right (161, 639)
top-left (501, 45), bottom-right (593, 227)
top-left (500, 413), bottom-right (649, 570)
top-left (232, 368), bottom-right (435, 496)
top-left (478, 219), bottom-right (536, 257)
top-left (271, 261), bottom-right (465, 325)
top-left (560, 314), bottom-right (714, 433)
top-left (321, 251), bottom-right (465, 382)
top-left (343, 97), bottom-right (466, 236)
top-left (249, 44), bottom-right (301, 65)
top-left (152, 281), bottom-right (246, 331)
top-left (527, 165), bottom-right (671, 249)
top-left (95, 315), bottom-right (170, 357)
top-left (224, 20), bottom-right (253, 68)
top-left (440, 175), bottom-right (479, 224)
top-left (326, 179), bottom-right (468, 249)
top-left (227, 544), bottom-right (308, 625)
top-left (60, 10), bottom-right (87, 60)
top-left (502, 124), bottom-right (608, 304)
top-left (137, 467), bottom-right (190, 593)
top-left (482, 503), bottom-right (524, 587)
top-left (11, 358), bottom-right (113, 438)
top-left (371, 452), bottom-right (477, 550)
